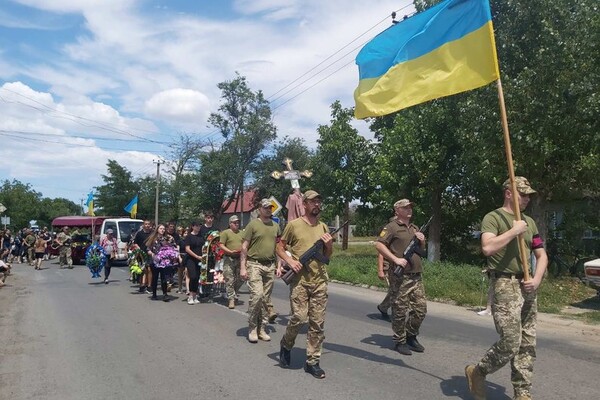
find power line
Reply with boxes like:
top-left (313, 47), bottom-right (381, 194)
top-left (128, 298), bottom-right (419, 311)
top-left (0, 129), bottom-right (168, 144)
top-left (0, 88), bottom-right (167, 144)
top-left (0, 131), bottom-right (168, 154)
top-left (265, 2), bottom-right (415, 108)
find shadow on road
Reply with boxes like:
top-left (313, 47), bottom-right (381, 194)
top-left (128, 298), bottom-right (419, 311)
top-left (266, 348), bottom-right (307, 370)
top-left (440, 375), bottom-right (511, 399)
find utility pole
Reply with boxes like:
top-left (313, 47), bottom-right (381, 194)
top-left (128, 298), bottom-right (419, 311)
top-left (153, 159), bottom-right (164, 226)
top-left (80, 198), bottom-right (84, 215)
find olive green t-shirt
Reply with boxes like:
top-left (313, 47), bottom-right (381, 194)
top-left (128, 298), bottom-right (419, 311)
top-left (281, 218), bottom-right (329, 284)
top-left (481, 208), bottom-right (538, 274)
top-left (219, 229), bottom-right (243, 252)
top-left (376, 220), bottom-right (423, 273)
top-left (243, 218), bottom-right (280, 262)
top-left (25, 234), bottom-right (36, 246)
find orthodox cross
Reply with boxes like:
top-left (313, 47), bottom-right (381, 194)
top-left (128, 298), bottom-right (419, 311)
top-left (270, 157), bottom-right (312, 189)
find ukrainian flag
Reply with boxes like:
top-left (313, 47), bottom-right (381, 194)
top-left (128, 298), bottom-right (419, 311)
top-left (354, 0), bottom-right (500, 119)
top-left (124, 195), bottom-right (138, 219)
top-left (86, 192), bottom-right (94, 216)
top-left (123, 194), bottom-right (137, 218)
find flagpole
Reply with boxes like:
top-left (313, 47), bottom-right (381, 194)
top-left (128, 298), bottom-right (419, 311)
top-left (496, 78), bottom-right (530, 281)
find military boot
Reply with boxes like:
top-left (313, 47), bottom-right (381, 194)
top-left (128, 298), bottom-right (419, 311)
top-left (465, 364), bottom-right (486, 400)
top-left (407, 335), bottom-right (424, 352)
top-left (248, 328), bottom-right (258, 343)
top-left (514, 394), bottom-right (532, 400)
top-left (258, 327), bottom-right (271, 341)
top-left (228, 298), bottom-right (235, 309)
top-left (279, 345), bottom-right (291, 368)
top-left (268, 311), bottom-right (278, 323)
top-left (304, 362), bottom-right (325, 379)
top-left (394, 343), bottom-right (412, 356)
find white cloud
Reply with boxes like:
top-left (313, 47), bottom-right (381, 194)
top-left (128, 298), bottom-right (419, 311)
top-left (145, 88), bottom-right (210, 127)
top-left (1, 0), bottom-right (415, 203)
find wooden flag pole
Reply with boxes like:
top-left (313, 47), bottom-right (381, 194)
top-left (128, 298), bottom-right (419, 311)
top-left (496, 79), bottom-right (530, 281)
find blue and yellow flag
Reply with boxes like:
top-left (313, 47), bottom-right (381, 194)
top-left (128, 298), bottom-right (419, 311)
top-left (354, 0), bottom-right (500, 119)
top-left (124, 195), bottom-right (138, 219)
top-left (86, 192), bottom-right (94, 216)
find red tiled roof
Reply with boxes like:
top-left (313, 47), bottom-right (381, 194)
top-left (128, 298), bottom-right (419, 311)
top-left (221, 191), bottom-right (256, 214)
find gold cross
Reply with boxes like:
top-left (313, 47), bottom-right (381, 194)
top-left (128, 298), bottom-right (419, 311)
top-left (271, 157), bottom-right (312, 188)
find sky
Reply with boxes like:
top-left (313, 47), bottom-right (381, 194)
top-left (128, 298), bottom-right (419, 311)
top-left (0, 0), bottom-right (415, 209)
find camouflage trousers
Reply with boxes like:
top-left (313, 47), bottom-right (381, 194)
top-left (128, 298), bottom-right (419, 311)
top-left (246, 260), bottom-right (275, 330)
top-left (378, 267), bottom-right (396, 312)
top-left (389, 269), bottom-right (427, 343)
top-left (280, 280), bottom-right (328, 365)
top-left (59, 246), bottom-right (72, 268)
top-left (27, 246), bottom-right (35, 263)
top-left (223, 256), bottom-right (243, 299)
top-left (476, 277), bottom-right (537, 398)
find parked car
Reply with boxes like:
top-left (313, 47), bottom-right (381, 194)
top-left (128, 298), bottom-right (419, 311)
top-left (99, 218), bottom-right (143, 261)
top-left (584, 258), bottom-right (600, 296)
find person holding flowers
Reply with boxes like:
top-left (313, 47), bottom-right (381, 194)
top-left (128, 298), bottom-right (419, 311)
top-left (145, 223), bottom-right (178, 302)
top-left (100, 229), bottom-right (118, 284)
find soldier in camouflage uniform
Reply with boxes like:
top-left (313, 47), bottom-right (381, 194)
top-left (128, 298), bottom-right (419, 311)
top-left (465, 177), bottom-right (548, 400)
top-left (276, 190), bottom-right (333, 379)
top-left (240, 199), bottom-right (280, 344)
top-left (55, 226), bottom-right (73, 269)
top-left (375, 199), bottom-right (427, 356)
top-left (376, 253), bottom-right (394, 320)
top-left (219, 215), bottom-right (244, 309)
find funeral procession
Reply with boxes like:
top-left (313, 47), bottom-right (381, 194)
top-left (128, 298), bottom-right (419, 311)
top-left (1, 1), bottom-right (598, 400)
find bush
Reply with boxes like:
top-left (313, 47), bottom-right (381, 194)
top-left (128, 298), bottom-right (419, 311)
top-left (328, 244), bottom-right (600, 321)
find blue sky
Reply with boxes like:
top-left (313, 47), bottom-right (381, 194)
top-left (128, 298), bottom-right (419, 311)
top-left (0, 0), bottom-right (413, 207)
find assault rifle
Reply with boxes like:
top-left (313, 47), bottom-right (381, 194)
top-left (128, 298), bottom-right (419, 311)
top-left (393, 216), bottom-right (433, 278)
top-left (281, 220), bottom-right (349, 285)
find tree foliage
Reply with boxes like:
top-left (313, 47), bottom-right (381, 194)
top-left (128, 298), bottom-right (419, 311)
top-left (253, 137), bottom-right (314, 217)
top-left (312, 101), bottom-right (374, 249)
top-left (205, 73), bottom-right (278, 217)
top-left (361, 0), bottom-right (599, 261)
top-left (0, 180), bottom-right (79, 229)
top-left (163, 133), bottom-right (208, 222)
top-left (95, 160), bottom-right (140, 217)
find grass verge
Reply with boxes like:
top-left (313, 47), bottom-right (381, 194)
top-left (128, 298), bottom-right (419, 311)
top-left (328, 243), bottom-right (600, 323)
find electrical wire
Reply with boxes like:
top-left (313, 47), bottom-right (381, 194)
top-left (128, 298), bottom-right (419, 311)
top-left (266, 2), bottom-right (415, 108)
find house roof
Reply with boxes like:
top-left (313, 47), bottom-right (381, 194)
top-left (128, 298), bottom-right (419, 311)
top-left (52, 216), bottom-right (108, 227)
top-left (221, 191), bottom-right (256, 214)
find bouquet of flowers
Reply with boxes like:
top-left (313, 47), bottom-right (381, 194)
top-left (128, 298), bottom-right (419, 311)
top-left (154, 246), bottom-right (178, 268)
top-left (213, 270), bottom-right (224, 284)
top-left (85, 244), bottom-right (107, 278)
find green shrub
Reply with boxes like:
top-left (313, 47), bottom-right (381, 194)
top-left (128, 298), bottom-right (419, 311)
top-left (328, 244), bottom-right (599, 322)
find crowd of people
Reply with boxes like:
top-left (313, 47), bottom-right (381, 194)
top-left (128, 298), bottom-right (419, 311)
top-left (0, 226), bottom-right (57, 281)
top-left (1, 177), bottom-right (548, 399)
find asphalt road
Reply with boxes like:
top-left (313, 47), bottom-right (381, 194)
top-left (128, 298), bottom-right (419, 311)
top-left (1, 259), bottom-right (598, 400)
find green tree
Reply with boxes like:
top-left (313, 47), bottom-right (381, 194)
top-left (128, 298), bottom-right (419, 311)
top-left (38, 198), bottom-right (81, 227)
top-left (193, 148), bottom-right (237, 218)
top-left (0, 180), bottom-right (43, 229)
top-left (0, 180), bottom-right (79, 230)
top-left (134, 175), bottom-right (159, 221)
top-left (312, 101), bottom-right (374, 249)
top-left (490, 0), bottom-right (600, 230)
top-left (95, 160), bottom-right (140, 216)
top-left (206, 73), bottom-right (277, 218)
top-left (365, 0), bottom-right (599, 261)
top-left (253, 137), bottom-right (314, 219)
top-left (163, 134), bottom-right (207, 222)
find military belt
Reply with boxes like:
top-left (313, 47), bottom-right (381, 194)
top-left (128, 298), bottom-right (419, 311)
top-left (248, 258), bottom-right (274, 266)
top-left (488, 271), bottom-right (524, 280)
